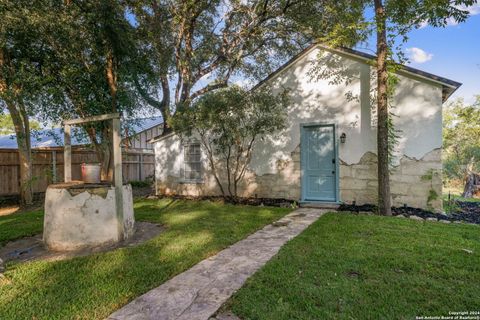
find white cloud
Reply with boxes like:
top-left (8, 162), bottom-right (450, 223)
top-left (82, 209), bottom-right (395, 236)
top-left (418, 21), bottom-right (429, 29)
top-left (406, 47), bottom-right (433, 64)
top-left (458, 3), bottom-right (480, 15)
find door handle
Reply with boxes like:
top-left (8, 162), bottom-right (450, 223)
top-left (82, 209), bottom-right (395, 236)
top-left (332, 159), bottom-right (335, 164)
top-left (332, 171), bottom-right (335, 174)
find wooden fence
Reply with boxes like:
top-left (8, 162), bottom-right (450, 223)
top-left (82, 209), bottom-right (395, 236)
top-left (0, 148), bottom-right (155, 196)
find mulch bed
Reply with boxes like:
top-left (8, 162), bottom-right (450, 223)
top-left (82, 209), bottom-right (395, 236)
top-left (338, 201), bottom-right (480, 225)
top-left (154, 195), bottom-right (296, 207)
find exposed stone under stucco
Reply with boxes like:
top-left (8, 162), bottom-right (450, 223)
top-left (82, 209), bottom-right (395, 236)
top-left (156, 148), bottom-right (442, 212)
top-left (340, 149), bottom-right (442, 211)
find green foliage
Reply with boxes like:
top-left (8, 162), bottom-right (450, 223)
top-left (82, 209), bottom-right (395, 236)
top-left (226, 213), bottom-right (480, 319)
top-left (129, 0), bottom-right (359, 123)
top-left (129, 180), bottom-right (152, 188)
top-left (421, 169), bottom-right (435, 181)
top-left (443, 96), bottom-right (480, 182)
top-left (426, 189), bottom-right (439, 210)
top-left (0, 113), bottom-right (40, 135)
top-left (171, 86), bottom-right (289, 197)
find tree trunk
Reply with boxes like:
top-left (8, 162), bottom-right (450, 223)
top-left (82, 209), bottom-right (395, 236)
top-left (8, 100), bottom-right (33, 205)
top-left (0, 48), bottom-right (33, 205)
top-left (103, 50), bottom-right (117, 181)
top-left (374, 0), bottom-right (392, 215)
top-left (85, 125), bottom-right (114, 182)
top-left (462, 159), bottom-right (480, 198)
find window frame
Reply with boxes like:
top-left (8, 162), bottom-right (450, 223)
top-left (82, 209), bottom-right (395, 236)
top-left (181, 141), bottom-right (204, 184)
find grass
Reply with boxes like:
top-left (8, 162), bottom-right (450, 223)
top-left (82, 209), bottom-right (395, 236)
top-left (0, 198), bottom-right (290, 320)
top-left (0, 209), bottom-right (44, 246)
top-left (442, 185), bottom-right (480, 203)
top-left (226, 213), bottom-right (480, 320)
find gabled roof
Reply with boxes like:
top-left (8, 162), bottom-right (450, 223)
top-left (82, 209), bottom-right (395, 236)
top-left (253, 43), bottom-right (461, 102)
top-left (0, 116), bottom-right (163, 149)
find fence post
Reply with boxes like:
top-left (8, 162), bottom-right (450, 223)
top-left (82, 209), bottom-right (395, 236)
top-left (64, 124), bottom-right (72, 182)
top-left (139, 153), bottom-right (143, 181)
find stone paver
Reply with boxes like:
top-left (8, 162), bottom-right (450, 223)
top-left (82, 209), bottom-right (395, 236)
top-left (108, 208), bottom-right (326, 320)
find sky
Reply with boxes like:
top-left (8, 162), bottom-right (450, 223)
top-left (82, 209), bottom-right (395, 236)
top-left (358, 6), bottom-right (480, 104)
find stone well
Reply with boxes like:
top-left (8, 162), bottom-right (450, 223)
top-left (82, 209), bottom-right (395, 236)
top-left (43, 182), bottom-right (135, 251)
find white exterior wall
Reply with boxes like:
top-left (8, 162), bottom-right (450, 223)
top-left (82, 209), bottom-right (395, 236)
top-left (154, 46), bottom-right (444, 211)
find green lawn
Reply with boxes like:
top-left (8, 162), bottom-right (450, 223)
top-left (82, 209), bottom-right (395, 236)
top-left (0, 198), bottom-right (290, 320)
top-left (0, 209), bottom-right (44, 246)
top-left (226, 213), bottom-right (480, 320)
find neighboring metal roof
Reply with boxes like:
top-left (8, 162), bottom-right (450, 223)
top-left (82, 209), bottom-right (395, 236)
top-left (0, 127), bottom-right (87, 149)
top-left (0, 116), bottom-right (163, 149)
top-left (127, 116), bottom-right (163, 135)
top-left (252, 43), bottom-right (462, 102)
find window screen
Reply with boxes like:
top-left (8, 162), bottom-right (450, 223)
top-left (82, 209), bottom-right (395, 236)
top-left (184, 143), bottom-right (202, 181)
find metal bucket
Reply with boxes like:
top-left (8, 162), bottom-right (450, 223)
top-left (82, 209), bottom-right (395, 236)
top-left (81, 163), bottom-right (101, 183)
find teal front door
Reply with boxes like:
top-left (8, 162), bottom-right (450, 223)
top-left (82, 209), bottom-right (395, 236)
top-left (301, 124), bottom-right (337, 202)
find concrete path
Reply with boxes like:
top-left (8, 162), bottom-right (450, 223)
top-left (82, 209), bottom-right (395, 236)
top-left (109, 208), bottom-right (326, 320)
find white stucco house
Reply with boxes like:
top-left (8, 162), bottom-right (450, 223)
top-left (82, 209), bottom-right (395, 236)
top-left (150, 44), bottom-right (461, 211)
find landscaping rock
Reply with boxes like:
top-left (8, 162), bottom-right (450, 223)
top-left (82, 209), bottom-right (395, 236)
top-left (426, 218), bottom-right (438, 222)
top-left (409, 215), bottom-right (424, 221)
top-left (339, 201), bottom-right (480, 225)
top-left (0, 258), bottom-right (4, 273)
top-left (396, 214), bottom-right (406, 218)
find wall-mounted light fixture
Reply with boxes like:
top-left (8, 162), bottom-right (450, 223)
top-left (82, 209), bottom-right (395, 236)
top-left (340, 132), bottom-right (347, 143)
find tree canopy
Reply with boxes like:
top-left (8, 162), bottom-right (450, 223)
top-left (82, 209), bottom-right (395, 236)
top-left (443, 96), bottom-right (480, 181)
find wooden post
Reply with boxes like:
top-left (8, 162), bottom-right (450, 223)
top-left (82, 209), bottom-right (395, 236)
top-left (64, 124), bottom-right (72, 183)
top-left (112, 117), bottom-right (124, 240)
top-left (52, 150), bottom-right (57, 183)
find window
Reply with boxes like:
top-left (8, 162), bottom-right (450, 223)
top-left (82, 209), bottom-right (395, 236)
top-left (183, 143), bottom-right (202, 182)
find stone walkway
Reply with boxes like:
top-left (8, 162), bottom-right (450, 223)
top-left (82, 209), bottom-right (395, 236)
top-left (108, 208), bottom-right (326, 320)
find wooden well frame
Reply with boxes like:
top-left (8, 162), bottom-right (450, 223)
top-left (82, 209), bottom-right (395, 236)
top-left (63, 112), bottom-right (125, 239)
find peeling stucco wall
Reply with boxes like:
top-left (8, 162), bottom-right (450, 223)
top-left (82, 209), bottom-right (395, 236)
top-left (340, 149), bottom-right (443, 211)
top-left (154, 45), bottom-right (444, 211)
top-left (44, 184), bottom-right (135, 251)
top-left (156, 148), bottom-right (442, 211)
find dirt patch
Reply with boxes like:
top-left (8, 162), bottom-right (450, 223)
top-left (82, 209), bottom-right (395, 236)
top-left (0, 222), bottom-right (163, 265)
top-left (0, 206), bottom-right (20, 216)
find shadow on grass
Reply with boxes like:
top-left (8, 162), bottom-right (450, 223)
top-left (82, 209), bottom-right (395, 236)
top-left (0, 210), bottom-right (44, 246)
top-left (0, 198), bottom-right (290, 320)
top-left (225, 213), bottom-right (480, 320)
